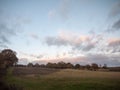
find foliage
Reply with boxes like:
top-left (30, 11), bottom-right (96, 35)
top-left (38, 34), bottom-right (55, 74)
top-left (34, 63), bottom-right (39, 67)
top-left (91, 63), bottom-right (99, 71)
top-left (86, 64), bottom-right (91, 70)
top-left (24, 61), bottom-right (108, 70)
top-left (27, 63), bottom-right (33, 67)
top-left (46, 61), bottom-right (73, 69)
top-left (74, 64), bottom-right (81, 69)
top-left (0, 49), bottom-right (18, 69)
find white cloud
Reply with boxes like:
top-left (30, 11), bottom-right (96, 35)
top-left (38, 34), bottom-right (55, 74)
top-left (107, 38), bottom-right (120, 53)
top-left (18, 52), bottom-right (44, 62)
top-left (18, 58), bottom-right (29, 65)
top-left (45, 30), bottom-right (95, 51)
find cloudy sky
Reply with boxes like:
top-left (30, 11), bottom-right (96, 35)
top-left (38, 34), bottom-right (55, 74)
top-left (0, 0), bottom-right (120, 66)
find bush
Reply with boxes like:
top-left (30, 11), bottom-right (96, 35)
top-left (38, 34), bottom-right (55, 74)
top-left (0, 82), bottom-right (23, 90)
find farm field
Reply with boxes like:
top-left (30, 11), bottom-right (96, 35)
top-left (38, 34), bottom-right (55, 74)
top-left (5, 67), bottom-right (120, 90)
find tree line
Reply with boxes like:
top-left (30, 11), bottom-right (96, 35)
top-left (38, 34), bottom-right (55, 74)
top-left (23, 61), bottom-right (107, 71)
top-left (0, 49), bottom-right (107, 72)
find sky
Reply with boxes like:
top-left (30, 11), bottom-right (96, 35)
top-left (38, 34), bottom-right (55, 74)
top-left (0, 0), bottom-right (120, 66)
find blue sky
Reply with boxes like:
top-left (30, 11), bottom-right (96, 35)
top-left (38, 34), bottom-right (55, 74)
top-left (0, 0), bottom-right (120, 66)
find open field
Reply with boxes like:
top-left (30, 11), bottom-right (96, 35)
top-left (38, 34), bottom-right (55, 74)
top-left (13, 67), bottom-right (60, 76)
top-left (5, 67), bottom-right (120, 90)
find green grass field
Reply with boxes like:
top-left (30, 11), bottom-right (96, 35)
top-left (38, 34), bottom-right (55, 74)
top-left (5, 68), bottom-right (120, 90)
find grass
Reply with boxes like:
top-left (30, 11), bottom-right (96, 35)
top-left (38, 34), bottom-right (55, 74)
top-left (5, 68), bottom-right (120, 90)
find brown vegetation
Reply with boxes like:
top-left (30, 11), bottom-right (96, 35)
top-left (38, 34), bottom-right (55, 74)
top-left (13, 67), bottom-right (60, 76)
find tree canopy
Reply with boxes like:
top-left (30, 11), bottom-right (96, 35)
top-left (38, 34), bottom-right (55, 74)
top-left (0, 49), bottom-right (18, 68)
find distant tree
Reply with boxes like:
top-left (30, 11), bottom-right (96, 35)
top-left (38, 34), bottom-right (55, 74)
top-left (52, 63), bottom-right (57, 68)
top-left (91, 63), bottom-right (98, 71)
top-left (57, 61), bottom-right (66, 69)
top-left (85, 64), bottom-right (91, 70)
top-left (27, 63), bottom-right (33, 67)
top-left (34, 63), bottom-right (39, 67)
top-left (40, 64), bottom-right (45, 68)
top-left (103, 64), bottom-right (107, 69)
top-left (66, 63), bottom-right (73, 68)
top-left (74, 64), bottom-right (81, 69)
top-left (0, 49), bottom-right (18, 68)
top-left (46, 62), bottom-right (53, 68)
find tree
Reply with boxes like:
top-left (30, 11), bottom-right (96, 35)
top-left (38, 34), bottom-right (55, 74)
top-left (27, 63), bottom-right (33, 67)
top-left (57, 61), bottom-right (66, 69)
top-left (0, 49), bottom-right (18, 68)
top-left (46, 62), bottom-right (53, 68)
top-left (66, 63), bottom-right (73, 68)
top-left (34, 63), bottom-right (39, 67)
top-left (85, 64), bottom-right (91, 70)
top-left (91, 63), bottom-right (98, 71)
top-left (40, 64), bottom-right (45, 68)
top-left (103, 64), bottom-right (107, 69)
top-left (74, 64), bottom-right (81, 69)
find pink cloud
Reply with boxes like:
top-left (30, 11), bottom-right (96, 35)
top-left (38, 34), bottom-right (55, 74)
top-left (108, 38), bottom-right (120, 47)
top-left (45, 30), bottom-right (97, 52)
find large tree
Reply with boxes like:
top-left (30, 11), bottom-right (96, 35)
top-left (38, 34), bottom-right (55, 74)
top-left (0, 49), bottom-right (18, 68)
